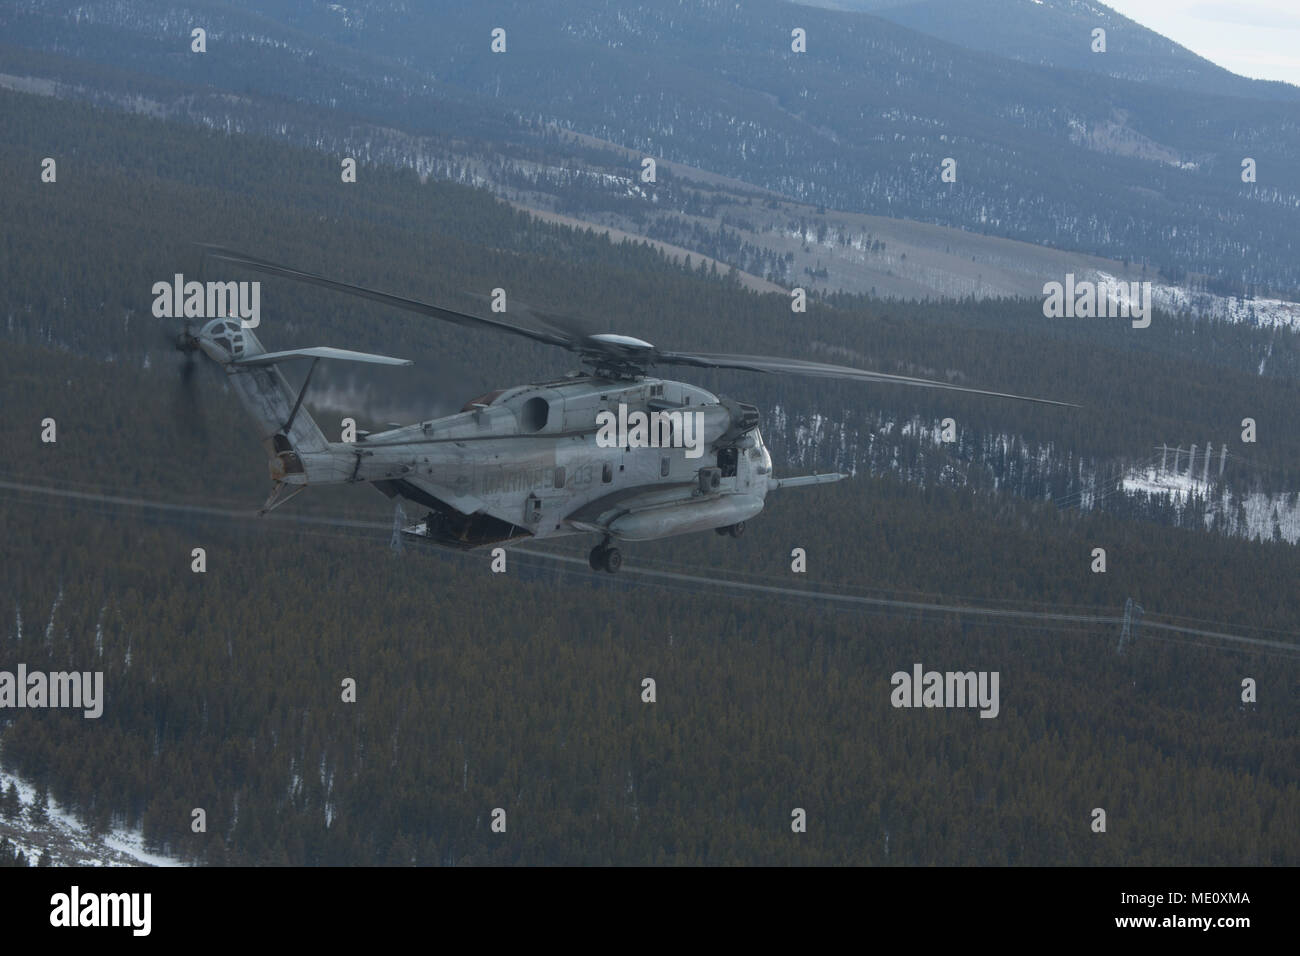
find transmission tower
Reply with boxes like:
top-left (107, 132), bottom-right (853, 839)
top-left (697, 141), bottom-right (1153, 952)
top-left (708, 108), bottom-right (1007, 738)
top-left (1116, 597), bottom-right (1144, 655)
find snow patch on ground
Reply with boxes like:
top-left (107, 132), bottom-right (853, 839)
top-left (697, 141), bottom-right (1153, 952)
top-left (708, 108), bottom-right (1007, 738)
top-left (1122, 465), bottom-right (1211, 500)
top-left (773, 403), bottom-right (1300, 544)
top-left (0, 761), bottom-right (186, 867)
top-left (1091, 270), bottom-right (1300, 333)
top-left (1123, 466), bottom-right (1300, 543)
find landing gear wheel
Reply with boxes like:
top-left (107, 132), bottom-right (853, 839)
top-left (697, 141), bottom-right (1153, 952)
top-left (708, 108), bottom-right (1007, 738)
top-left (728, 521), bottom-right (745, 538)
top-left (589, 545), bottom-right (606, 571)
top-left (602, 547), bottom-right (623, 574)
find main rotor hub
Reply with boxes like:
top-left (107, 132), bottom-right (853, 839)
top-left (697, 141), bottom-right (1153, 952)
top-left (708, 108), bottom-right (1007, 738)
top-left (580, 333), bottom-right (657, 379)
top-left (587, 333), bottom-right (654, 351)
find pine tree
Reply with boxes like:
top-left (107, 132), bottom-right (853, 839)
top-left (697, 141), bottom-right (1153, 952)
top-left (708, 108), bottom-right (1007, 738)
top-left (1, 782), bottom-right (19, 820)
top-left (29, 786), bottom-right (49, 826)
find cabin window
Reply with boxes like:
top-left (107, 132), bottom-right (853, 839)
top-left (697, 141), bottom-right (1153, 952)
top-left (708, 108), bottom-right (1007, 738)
top-left (602, 463), bottom-right (613, 483)
top-left (554, 466), bottom-right (566, 489)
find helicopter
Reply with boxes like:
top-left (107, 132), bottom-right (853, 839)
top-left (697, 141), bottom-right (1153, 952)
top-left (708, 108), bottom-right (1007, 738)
top-left (175, 245), bottom-right (1076, 573)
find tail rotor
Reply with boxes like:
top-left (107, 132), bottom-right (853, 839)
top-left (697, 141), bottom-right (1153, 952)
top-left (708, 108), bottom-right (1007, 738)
top-left (168, 321), bottom-right (209, 442)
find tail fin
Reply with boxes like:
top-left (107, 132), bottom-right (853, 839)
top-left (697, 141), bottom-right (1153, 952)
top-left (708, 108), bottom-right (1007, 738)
top-left (189, 317), bottom-right (411, 480)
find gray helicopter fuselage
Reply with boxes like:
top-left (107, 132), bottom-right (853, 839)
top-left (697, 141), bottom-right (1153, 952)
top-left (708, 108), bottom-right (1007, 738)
top-left (290, 374), bottom-right (773, 548)
top-left (182, 245), bottom-right (1064, 562)
top-left (189, 315), bottom-right (837, 556)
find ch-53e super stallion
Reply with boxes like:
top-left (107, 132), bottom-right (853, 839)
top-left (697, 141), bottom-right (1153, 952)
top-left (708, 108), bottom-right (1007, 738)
top-left (174, 246), bottom-right (1075, 573)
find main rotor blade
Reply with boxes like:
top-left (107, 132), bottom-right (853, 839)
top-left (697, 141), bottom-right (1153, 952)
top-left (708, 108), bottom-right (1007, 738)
top-left (197, 245), bottom-right (574, 350)
top-left (462, 291), bottom-right (594, 342)
top-left (655, 351), bottom-right (1079, 408)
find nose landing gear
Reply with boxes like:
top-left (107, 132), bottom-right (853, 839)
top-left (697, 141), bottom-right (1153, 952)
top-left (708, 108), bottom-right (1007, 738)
top-left (714, 521), bottom-right (745, 538)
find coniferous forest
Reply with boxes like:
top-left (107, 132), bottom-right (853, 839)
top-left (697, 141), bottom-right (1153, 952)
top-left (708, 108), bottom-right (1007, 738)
top-left (0, 36), bottom-right (1297, 866)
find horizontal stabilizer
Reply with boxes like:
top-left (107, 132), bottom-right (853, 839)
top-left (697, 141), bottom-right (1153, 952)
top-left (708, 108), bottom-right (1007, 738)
top-left (768, 473), bottom-right (847, 491)
top-left (233, 346), bottom-right (413, 367)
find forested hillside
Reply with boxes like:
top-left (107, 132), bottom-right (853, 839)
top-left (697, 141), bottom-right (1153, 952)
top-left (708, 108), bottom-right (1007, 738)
top-left (0, 83), bottom-right (1297, 865)
top-left (1, 342), bottom-right (1297, 864)
top-left (3, 0), bottom-right (1300, 295)
top-left (3, 88), bottom-right (1298, 506)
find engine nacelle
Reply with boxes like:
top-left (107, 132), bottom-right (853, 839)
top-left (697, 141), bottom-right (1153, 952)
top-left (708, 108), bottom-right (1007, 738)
top-left (687, 400), bottom-right (760, 448)
top-left (718, 399), bottom-right (760, 445)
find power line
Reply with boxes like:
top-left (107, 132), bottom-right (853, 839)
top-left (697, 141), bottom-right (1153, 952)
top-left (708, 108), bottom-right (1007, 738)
top-left (0, 476), bottom-right (1295, 659)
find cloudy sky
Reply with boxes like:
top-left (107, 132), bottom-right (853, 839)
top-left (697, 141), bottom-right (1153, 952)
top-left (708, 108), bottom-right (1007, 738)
top-left (1105, 0), bottom-right (1300, 85)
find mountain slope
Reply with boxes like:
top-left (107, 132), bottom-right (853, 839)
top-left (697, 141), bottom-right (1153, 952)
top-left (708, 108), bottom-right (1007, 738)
top-left (3, 0), bottom-right (1300, 295)
top-left (804, 0), bottom-right (1300, 100)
